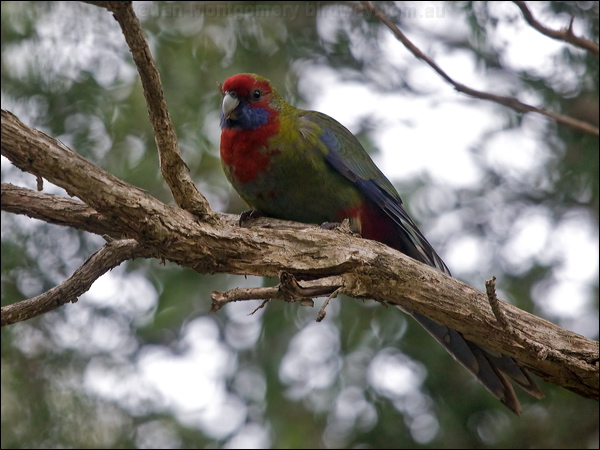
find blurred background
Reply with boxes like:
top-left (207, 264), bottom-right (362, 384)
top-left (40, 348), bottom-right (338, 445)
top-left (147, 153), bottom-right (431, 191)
top-left (1, 1), bottom-right (598, 448)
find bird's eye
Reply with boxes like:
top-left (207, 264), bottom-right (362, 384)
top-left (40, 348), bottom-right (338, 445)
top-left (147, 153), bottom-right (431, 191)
top-left (252, 89), bottom-right (261, 100)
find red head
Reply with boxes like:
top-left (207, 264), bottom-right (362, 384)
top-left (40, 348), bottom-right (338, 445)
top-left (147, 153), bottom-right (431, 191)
top-left (220, 73), bottom-right (280, 130)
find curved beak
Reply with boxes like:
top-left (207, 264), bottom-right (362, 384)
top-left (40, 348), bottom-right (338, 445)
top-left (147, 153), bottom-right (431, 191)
top-left (222, 92), bottom-right (240, 120)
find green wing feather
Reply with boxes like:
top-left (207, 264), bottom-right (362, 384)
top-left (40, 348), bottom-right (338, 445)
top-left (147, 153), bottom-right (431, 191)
top-left (300, 111), bottom-right (450, 274)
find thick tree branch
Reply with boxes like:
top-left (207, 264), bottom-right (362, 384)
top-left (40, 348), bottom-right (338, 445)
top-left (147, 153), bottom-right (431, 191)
top-left (2, 111), bottom-right (598, 400)
top-left (83, 1), bottom-right (211, 217)
top-left (1, 110), bottom-right (182, 242)
top-left (1, 183), bottom-right (123, 238)
top-left (359, 1), bottom-right (599, 136)
top-left (0, 239), bottom-right (148, 326)
top-left (513, 1), bottom-right (599, 56)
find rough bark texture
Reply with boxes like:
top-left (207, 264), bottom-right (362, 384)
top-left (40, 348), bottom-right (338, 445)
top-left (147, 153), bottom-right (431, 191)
top-left (2, 109), bottom-right (598, 402)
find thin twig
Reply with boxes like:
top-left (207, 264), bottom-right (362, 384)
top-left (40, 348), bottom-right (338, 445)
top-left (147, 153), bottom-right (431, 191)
top-left (317, 286), bottom-right (342, 322)
top-left (359, 1), bottom-right (599, 136)
top-left (485, 277), bottom-right (557, 362)
top-left (513, 1), bottom-right (599, 56)
top-left (485, 276), bottom-right (513, 331)
top-left (211, 274), bottom-right (344, 313)
top-left (211, 286), bottom-right (281, 312)
top-left (250, 299), bottom-right (270, 315)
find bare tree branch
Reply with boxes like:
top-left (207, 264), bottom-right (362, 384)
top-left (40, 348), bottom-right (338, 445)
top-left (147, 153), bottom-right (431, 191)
top-left (0, 239), bottom-right (147, 326)
top-left (212, 272), bottom-right (345, 322)
top-left (1, 109), bottom-right (181, 241)
top-left (2, 108), bottom-right (598, 400)
top-left (359, 1), bottom-right (599, 136)
top-left (1, 183), bottom-right (123, 238)
top-left (83, 1), bottom-right (211, 217)
top-left (3, 0), bottom-right (599, 413)
top-left (513, 1), bottom-right (599, 56)
top-left (211, 274), bottom-right (345, 312)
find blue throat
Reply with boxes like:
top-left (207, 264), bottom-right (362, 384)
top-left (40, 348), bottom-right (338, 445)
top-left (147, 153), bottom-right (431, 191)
top-left (220, 103), bottom-right (269, 130)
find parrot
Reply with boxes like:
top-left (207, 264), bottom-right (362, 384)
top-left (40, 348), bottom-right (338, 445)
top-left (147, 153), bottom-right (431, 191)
top-left (219, 73), bottom-right (543, 415)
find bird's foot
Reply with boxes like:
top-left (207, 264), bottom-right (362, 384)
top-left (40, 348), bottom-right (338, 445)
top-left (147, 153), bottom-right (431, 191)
top-left (321, 218), bottom-right (361, 236)
top-left (239, 209), bottom-right (263, 227)
top-left (320, 221), bottom-right (341, 230)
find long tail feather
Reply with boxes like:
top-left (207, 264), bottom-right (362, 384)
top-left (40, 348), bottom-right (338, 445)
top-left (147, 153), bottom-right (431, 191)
top-left (405, 309), bottom-right (544, 414)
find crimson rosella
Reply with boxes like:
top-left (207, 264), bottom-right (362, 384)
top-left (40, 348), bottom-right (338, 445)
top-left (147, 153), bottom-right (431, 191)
top-left (219, 73), bottom-right (543, 414)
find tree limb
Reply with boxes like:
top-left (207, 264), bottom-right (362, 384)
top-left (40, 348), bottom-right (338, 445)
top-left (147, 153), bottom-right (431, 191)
top-left (0, 239), bottom-right (148, 326)
top-left (1, 183), bottom-right (123, 238)
top-left (84, 1), bottom-right (211, 217)
top-left (210, 274), bottom-right (345, 312)
top-left (359, 1), bottom-right (599, 136)
top-left (212, 273), bottom-right (345, 322)
top-left (2, 109), bottom-right (598, 400)
top-left (1, 109), bottom-right (179, 242)
top-left (513, 1), bottom-right (599, 56)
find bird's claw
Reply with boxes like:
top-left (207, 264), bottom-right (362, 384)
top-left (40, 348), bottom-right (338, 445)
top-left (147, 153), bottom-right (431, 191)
top-left (320, 221), bottom-right (342, 230)
top-left (239, 209), bottom-right (263, 226)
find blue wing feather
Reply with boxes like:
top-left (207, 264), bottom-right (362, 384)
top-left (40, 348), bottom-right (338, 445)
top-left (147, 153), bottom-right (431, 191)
top-left (313, 116), bottom-right (450, 274)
